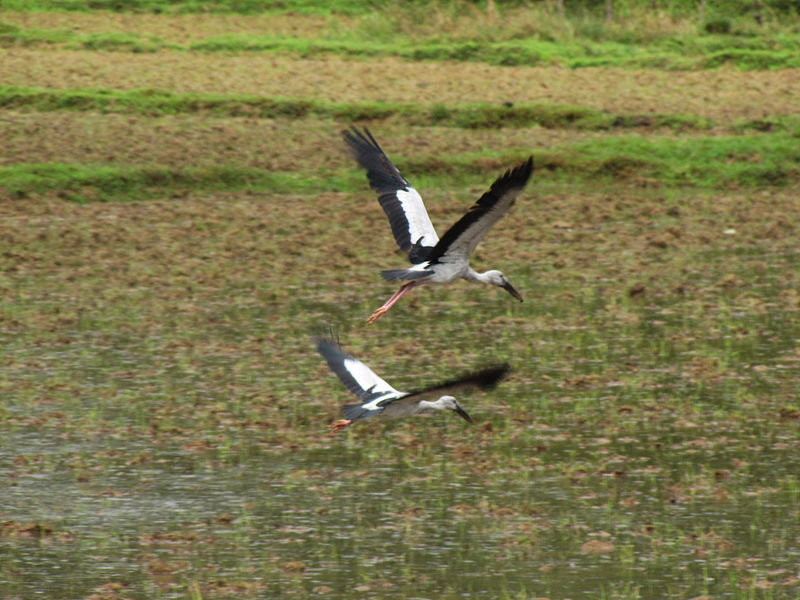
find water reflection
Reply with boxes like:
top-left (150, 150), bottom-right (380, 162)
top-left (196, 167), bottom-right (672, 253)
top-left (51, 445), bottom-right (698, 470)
top-left (2, 424), bottom-right (799, 598)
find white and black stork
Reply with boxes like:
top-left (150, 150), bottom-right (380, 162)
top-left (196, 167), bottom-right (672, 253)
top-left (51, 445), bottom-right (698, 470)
top-left (315, 335), bottom-right (509, 433)
top-left (343, 127), bottom-right (534, 324)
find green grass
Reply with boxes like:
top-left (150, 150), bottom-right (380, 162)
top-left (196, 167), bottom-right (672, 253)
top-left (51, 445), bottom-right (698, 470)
top-left (3, 21), bottom-right (800, 69)
top-left (0, 85), bottom-right (700, 130)
top-left (3, 131), bottom-right (798, 203)
top-left (3, 0), bottom-right (798, 24)
top-left (563, 132), bottom-right (800, 187)
top-left (0, 163), bottom-right (322, 202)
top-left (0, 23), bottom-right (174, 52)
top-left (0, 162), bottom-right (381, 204)
top-left (0, 0), bottom-right (369, 14)
top-left (4, 5), bottom-right (800, 70)
top-left (11, 85), bottom-right (800, 135)
top-left (191, 33), bottom-right (800, 69)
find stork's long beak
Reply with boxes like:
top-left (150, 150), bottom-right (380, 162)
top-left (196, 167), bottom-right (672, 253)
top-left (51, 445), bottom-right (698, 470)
top-left (454, 403), bottom-right (474, 424)
top-left (502, 280), bottom-right (523, 302)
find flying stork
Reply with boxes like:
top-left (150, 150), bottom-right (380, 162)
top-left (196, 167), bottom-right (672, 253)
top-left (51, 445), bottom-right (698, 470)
top-left (343, 127), bottom-right (533, 324)
top-left (314, 335), bottom-right (509, 433)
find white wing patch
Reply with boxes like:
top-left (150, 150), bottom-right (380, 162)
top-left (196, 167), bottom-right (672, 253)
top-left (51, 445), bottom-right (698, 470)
top-left (397, 188), bottom-right (439, 248)
top-left (344, 357), bottom-right (401, 400)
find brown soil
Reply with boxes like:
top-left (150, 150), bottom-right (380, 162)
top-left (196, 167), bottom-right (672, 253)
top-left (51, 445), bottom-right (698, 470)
top-left (1, 11), bottom-right (339, 43)
top-left (0, 111), bottom-right (621, 173)
top-left (2, 48), bottom-right (799, 120)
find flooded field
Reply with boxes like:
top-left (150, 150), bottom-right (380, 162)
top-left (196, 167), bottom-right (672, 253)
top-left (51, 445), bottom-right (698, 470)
top-left (3, 430), bottom-right (799, 599)
top-left (2, 187), bottom-right (800, 599)
top-left (2, 5), bottom-right (800, 600)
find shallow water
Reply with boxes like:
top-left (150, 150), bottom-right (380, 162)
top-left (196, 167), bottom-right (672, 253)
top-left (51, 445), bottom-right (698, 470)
top-left (3, 191), bottom-right (800, 599)
top-left (3, 414), bottom-right (799, 599)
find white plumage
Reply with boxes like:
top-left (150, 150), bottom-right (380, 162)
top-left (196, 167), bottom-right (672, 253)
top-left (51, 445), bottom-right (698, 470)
top-left (314, 335), bottom-right (509, 433)
top-left (343, 127), bottom-right (533, 324)
top-left (394, 188), bottom-right (440, 250)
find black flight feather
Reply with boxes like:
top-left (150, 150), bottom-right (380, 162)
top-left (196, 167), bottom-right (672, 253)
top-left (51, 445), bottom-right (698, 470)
top-left (314, 336), bottom-right (384, 402)
top-left (343, 127), bottom-right (435, 263)
top-left (399, 363), bottom-right (511, 403)
top-left (425, 157), bottom-right (533, 265)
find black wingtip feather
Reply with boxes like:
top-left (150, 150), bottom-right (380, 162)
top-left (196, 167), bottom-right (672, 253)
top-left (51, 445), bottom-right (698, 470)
top-left (342, 126), bottom-right (411, 198)
top-left (314, 333), bottom-right (389, 404)
top-left (424, 157), bottom-right (533, 265)
top-left (342, 126), bottom-right (379, 155)
top-left (342, 127), bottom-right (392, 175)
top-left (414, 363), bottom-right (511, 398)
top-left (313, 334), bottom-right (350, 365)
top-left (492, 156), bottom-right (534, 193)
top-left (449, 363), bottom-right (511, 391)
top-left (311, 324), bottom-right (339, 348)
top-left (472, 363), bottom-right (511, 389)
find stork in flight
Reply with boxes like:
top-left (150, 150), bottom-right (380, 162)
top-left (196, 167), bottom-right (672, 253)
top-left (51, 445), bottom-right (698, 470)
top-left (314, 335), bottom-right (509, 433)
top-left (343, 127), bottom-right (533, 324)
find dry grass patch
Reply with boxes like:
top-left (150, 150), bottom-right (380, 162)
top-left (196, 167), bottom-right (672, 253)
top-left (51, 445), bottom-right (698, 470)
top-left (0, 111), bottom-right (621, 174)
top-left (0, 112), bottom-right (342, 171)
top-left (2, 48), bottom-right (800, 120)
top-left (0, 10), bottom-right (340, 44)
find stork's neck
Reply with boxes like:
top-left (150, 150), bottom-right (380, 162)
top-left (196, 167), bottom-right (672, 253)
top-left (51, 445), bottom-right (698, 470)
top-left (465, 267), bottom-right (489, 284)
top-left (416, 399), bottom-right (446, 414)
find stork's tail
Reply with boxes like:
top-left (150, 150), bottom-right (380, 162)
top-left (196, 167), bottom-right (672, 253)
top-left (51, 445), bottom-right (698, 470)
top-left (342, 404), bottom-right (373, 421)
top-left (380, 269), bottom-right (432, 282)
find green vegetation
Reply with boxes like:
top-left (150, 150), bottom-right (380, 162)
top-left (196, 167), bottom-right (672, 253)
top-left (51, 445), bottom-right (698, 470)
top-left (0, 0), bottom-right (369, 14)
top-left (2, 20), bottom-right (800, 69)
top-left (2, 2), bottom-right (800, 599)
top-left (3, 0), bottom-right (800, 69)
top-left (0, 85), bottom-right (728, 131)
top-left (3, 0), bottom-right (799, 23)
top-left (3, 130), bottom-right (799, 203)
top-left (0, 162), bottom-right (322, 202)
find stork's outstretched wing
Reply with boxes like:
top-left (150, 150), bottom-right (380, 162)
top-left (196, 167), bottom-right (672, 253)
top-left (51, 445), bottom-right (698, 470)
top-left (315, 337), bottom-right (400, 403)
top-left (399, 364), bottom-right (510, 404)
top-left (426, 157), bottom-right (533, 265)
top-left (343, 127), bottom-right (439, 263)
top-left (378, 363), bottom-right (509, 420)
top-left (315, 336), bottom-right (406, 422)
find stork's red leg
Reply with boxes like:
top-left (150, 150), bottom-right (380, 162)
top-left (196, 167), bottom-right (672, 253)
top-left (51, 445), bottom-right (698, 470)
top-left (367, 280), bottom-right (423, 324)
top-left (327, 419), bottom-right (353, 433)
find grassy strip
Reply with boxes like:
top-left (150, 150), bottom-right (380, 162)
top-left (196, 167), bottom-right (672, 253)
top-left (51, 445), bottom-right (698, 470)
top-left (0, 85), bottom-right (765, 132)
top-left (0, 24), bottom-right (171, 52)
top-left (0, 163), bottom-right (345, 203)
top-left (4, 134), bottom-right (798, 201)
top-left (2, 21), bottom-right (800, 70)
top-left (4, 84), bottom-right (798, 134)
top-left (0, 0), bottom-right (369, 14)
top-left (404, 133), bottom-right (800, 187)
top-left (563, 133), bottom-right (800, 187)
top-left (191, 34), bottom-right (800, 70)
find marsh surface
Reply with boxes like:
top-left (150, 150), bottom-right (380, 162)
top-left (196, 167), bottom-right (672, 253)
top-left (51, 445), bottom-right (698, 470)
top-left (2, 5), bottom-right (800, 599)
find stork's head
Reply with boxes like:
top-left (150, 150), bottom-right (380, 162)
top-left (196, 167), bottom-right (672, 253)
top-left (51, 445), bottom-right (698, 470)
top-left (484, 270), bottom-right (523, 302)
top-left (436, 395), bottom-right (474, 423)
